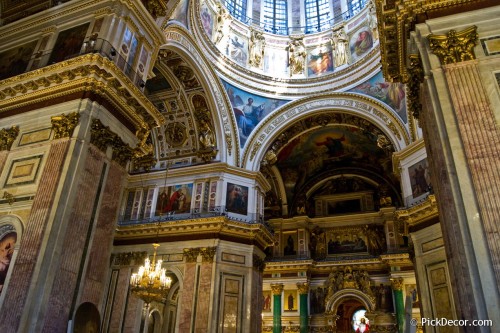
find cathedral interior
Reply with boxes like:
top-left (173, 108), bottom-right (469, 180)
top-left (0, 0), bottom-right (499, 332)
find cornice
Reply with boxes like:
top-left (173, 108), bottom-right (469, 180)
top-left (114, 216), bottom-right (275, 249)
top-left (0, 54), bottom-right (165, 132)
top-left (380, 253), bottom-right (413, 267)
top-left (375, 0), bottom-right (496, 82)
top-left (391, 138), bottom-right (425, 174)
top-left (393, 194), bottom-right (438, 227)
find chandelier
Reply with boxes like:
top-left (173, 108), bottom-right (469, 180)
top-left (130, 243), bottom-right (172, 304)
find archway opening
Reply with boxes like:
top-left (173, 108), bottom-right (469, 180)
top-left (73, 302), bottom-right (100, 333)
top-left (335, 300), bottom-right (365, 333)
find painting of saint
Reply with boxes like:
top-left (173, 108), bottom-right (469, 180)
top-left (227, 34), bottom-right (248, 66)
top-left (48, 23), bottom-right (90, 64)
top-left (349, 26), bottom-right (373, 62)
top-left (283, 233), bottom-right (297, 256)
top-left (200, 3), bottom-right (214, 38)
top-left (263, 291), bottom-right (272, 311)
top-left (408, 158), bottom-right (431, 198)
top-left (226, 183), bottom-right (248, 215)
top-left (155, 184), bottom-right (193, 215)
top-left (284, 290), bottom-right (297, 311)
top-left (0, 41), bottom-right (38, 80)
top-left (222, 80), bottom-right (290, 147)
top-left (169, 0), bottom-right (190, 28)
top-left (307, 44), bottom-right (334, 76)
top-left (0, 225), bottom-right (17, 295)
top-left (349, 71), bottom-right (407, 123)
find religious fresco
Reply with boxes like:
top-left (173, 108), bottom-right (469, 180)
top-left (226, 33), bottom-right (249, 66)
top-left (200, 2), bottom-right (214, 39)
top-left (226, 183), bottom-right (248, 215)
top-left (276, 125), bottom-right (392, 206)
top-left (155, 184), bottom-right (193, 215)
top-left (307, 43), bottom-right (334, 77)
top-left (349, 71), bottom-right (407, 123)
top-left (263, 291), bottom-right (272, 311)
top-left (349, 25), bottom-right (373, 62)
top-left (169, 0), bottom-right (190, 27)
top-left (0, 40), bottom-right (38, 80)
top-left (0, 225), bottom-right (16, 294)
top-left (48, 23), bottom-right (90, 64)
top-left (408, 158), bottom-right (431, 199)
top-left (145, 67), bottom-right (171, 93)
top-left (221, 80), bottom-right (290, 147)
top-left (283, 290), bottom-right (298, 311)
top-left (326, 230), bottom-right (367, 255)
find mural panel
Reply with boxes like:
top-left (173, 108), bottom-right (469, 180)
top-left (221, 80), bottom-right (290, 147)
top-left (0, 225), bottom-right (17, 294)
top-left (307, 43), bottom-right (334, 77)
top-left (408, 158), bottom-right (431, 199)
top-left (155, 184), bottom-right (193, 215)
top-left (349, 71), bottom-right (407, 123)
top-left (48, 23), bottom-right (90, 64)
top-left (0, 40), bottom-right (38, 80)
top-left (225, 183), bottom-right (248, 215)
top-left (200, 2), bottom-right (214, 39)
top-left (263, 291), bottom-right (272, 311)
top-left (284, 290), bottom-right (297, 311)
top-left (349, 25), bottom-right (373, 62)
top-left (169, 0), bottom-right (190, 27)
top-left (226, 33), bottom-right (249, 66)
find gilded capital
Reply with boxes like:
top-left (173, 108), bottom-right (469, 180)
top-left (90, 118), bottom-right (114, 152)
top-left (428, 26), bottom-right (478, 65)
top-left (390, 277), bottom-right (404, 291)
top-left (0, 126), bottom-right (19, 151)
top-left (297, 282), bottom-right (310, 294)
top-left (406, 54), bottom-right (424, 119)
top-left (253, 254), bottom-right (266, 271)
top-left (200, 247), bottom-right (217, 263)
top-left (111, 139), bottom-right (134, 167)
top-left (270, 283), bottom-right (284, 295)
top-left (51, 112), bottom-right (80, 139)
top-left (184, 248), bottom-right (200, 263)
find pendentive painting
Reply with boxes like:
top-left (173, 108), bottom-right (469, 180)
top-left (226, 183), bottom-right (248, 215)
top-left (200, 2), bottom-right (214, 39)
top-left (155, 184), bottom-right (193, 215)
top-left (222, 80), bottom-right (290, 147)
top-left (0, 225), bottom-right (17, 294)
top-left (307, 43), bottom-right (334, 77)
top-left (349, 71), bottom-right (407, 123)
top-left (0, 40), bottom-right (38, 80)
top-left (408, 158), bottom-right (431, 199)
top-left (349, 26), bottom-right (373, 62)
top-left (48, 23), bottom-right (90, 64)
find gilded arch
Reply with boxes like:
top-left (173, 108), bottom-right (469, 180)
top-left (325, 289), bottom-right (376, 315)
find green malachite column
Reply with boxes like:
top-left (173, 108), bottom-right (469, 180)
top-left (271, 283), bottom-right (283, 333)
top-left (391, 278), bottom-right (405, 333)
top-left (297, 282), bottom-right (309, 333)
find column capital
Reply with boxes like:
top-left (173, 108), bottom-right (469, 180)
top-left (270, 283), bottom-right (284, 295)
top-left (428, 26), bottom-right (478, 65)
top-left (0, 126), bottom-right (19, 151)
top-left (296, 282), bottom-right (309, 294)
top-left (390, 277), bottom-right (404, 291)
top-left (51, 112), bottom-right (80, 139)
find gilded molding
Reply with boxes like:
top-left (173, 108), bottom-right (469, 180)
top-left (405, 54), bottom-right (424, 120)
top-left (90, 118), bottom-right (115, 152)
top-left (428, 26), bottom-right (478, 66)
top-left (253, 254), bottom-right (266, 271)
top-left (270, 283), bottom-right (284, 295)
top-left (2, 191), bottom-right (15, 205)
top-left (111, 137), bottom-right (134, 167)
top-left (390, 277), bottom-right (404, 291)
top-left (297, 282), bottom-right (310, 294)
top-left (141, 0), bottom-right (167, 18)
top-left (394, 194), bottom-right (438, 227)
top-left (0, 126), bottom-right (19, 151)
top-left (183, 248), bottom-right (201, 263)
top-left (200, 247), bottom-right (217, 263)
top-left (380, 253), bottom-right (413, 266)
top-left (51, 112), bottom-right (80, 139)
top-left (112, 251), bottom-right (147, 266)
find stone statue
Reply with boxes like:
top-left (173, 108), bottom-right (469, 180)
top-left (214, 5), bottom-right (232, 45)
top-left (287, 38), bottom-right (306, 76)
top-left (331, 27), bottom-right (348, 67)
top-left (249, 30), bottom-right (266, 68)
top-left (367, 0), bottom-right (379, 40)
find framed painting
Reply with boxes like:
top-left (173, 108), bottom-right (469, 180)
top-left (226, 183), bottom-right (248, 215)
top-left (48, 23), bottom-right (90, 64)
top-left (408, 158), bottom-right (431, 199)
top-left (155, 184), bottom-right (193, 215)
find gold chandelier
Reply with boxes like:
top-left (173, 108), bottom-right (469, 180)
top-left (130, 243), bottom-right (172, 304)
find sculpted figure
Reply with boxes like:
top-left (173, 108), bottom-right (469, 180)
top-left (288, 38), bottom-right (306, 76)
top-left (331, 27), bottom-right (348, 67)
top-left (214, 5), bottom-right (232, 45)
top-left (249, 30), bottom-right (266, 68)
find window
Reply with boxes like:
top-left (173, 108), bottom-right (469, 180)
top-left (262, 0), bottom-right (288, 35)
top-left (348, 0), bottom-right (364, 18)
top-left (224, 0), bottom-right (247, 21)
top-left (305, 0), bottom-right (330, 33)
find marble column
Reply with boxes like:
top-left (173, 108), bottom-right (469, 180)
top-left (297, 282), bottom-right (309, 333)
top-left (390, 278), bottom-right (404, 333)
top-left (271, 283), bottom-right (283, 333)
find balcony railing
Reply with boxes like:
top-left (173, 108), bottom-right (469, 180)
top-left (118, 205), bottom-right (271, 228)
top-left (3, 38), bottom-right (145, 90)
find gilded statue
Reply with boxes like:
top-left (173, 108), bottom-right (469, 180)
top-left (331, 27), bottom-right (348, 67)
top-left (198, 119), bottom-right (215, 149)
top-left (249, 30), bottom-right (266, 69)
top-left (287, 38), bottom-right (306, 76)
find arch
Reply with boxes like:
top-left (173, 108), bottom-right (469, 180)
top-left (161, 25), bottom-right (240, 166)
top-left (325, 289), bottom-right (376, 315)
top-left (147, 309), bottom-right (162, 333)
top-left (73, 302), bottom-right (100, 333)
top-left (242, 93), bottom-right (410, 170)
